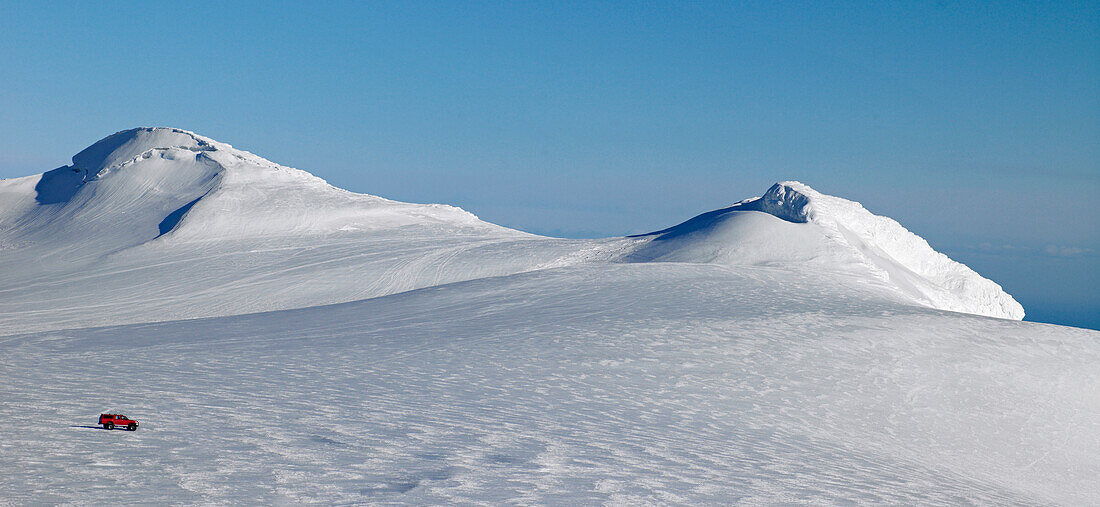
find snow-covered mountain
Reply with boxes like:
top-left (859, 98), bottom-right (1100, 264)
top-left (628, 181), bottom-right (1024, 320)
top-left (1, 128), bottom-right (1094, 504)
top-left (0, 128), bottom-right (590, 332)
top-left (1, 127), bottom-right (1019, 333)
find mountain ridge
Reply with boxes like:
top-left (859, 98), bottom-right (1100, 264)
top-left (1, 127), bottom-right (1022, 326)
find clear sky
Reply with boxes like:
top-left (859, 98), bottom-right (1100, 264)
top-left (1, 1), bottom-right (1097, 329)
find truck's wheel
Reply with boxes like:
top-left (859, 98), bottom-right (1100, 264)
top-left (104, 422), bottom-right (114, 430)
top-left (127, 423), bottom-right (136, 431)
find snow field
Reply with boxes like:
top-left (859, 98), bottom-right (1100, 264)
top-left (1, 264), bottom-right (1096, 504)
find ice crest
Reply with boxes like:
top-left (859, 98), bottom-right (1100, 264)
top-left (758, 181), bottom-right (816, 223)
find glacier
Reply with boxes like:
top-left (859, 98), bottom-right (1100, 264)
top-left (0, 128), bottom-right (1095, 504)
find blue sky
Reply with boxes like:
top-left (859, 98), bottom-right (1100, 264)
top-left (0, 1), bottom-right (1096, 329)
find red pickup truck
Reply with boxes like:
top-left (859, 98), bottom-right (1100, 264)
top-left (99, 413), bottom-right (138, 431)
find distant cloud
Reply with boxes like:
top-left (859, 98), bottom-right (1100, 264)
top-left (1043, 245), bottom-right (1095, 258)
top-left (974, 243), bottom-right (1019, 253)
top-left (965, 243), bottom-right (1096, 258)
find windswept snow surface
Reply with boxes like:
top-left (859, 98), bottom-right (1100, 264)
top-left (2, 265), bottom-right (1098, 504)
top-left (1, 128), bottom-right (1095, 503)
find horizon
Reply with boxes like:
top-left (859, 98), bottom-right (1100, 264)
top-left (0, 2), bottom-right (1096, 330)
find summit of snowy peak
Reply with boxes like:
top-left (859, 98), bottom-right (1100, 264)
top-left (72, 127), bottom-right (220, 174)
top-left (68, 127), bottom-right (322, 183)
top-left (629, 181), bottom-right (1025, 320)
top-left (0, 127), bottom-right (510, 261)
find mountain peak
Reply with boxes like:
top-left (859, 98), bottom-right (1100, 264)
top-left (0, 127), bottom-right (497, 260)
top-left (72, 127), bottom-right (220, 175)
top-left (630, 181), bottom-right (1025, 320)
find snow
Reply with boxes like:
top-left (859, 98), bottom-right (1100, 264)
top-left (0, 128), bottom-right (1095, 503)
